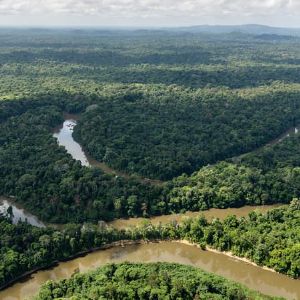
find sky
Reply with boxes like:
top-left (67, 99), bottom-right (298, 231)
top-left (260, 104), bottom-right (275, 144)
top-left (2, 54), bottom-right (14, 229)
top-left (0, 0), bottom-right (300, 28)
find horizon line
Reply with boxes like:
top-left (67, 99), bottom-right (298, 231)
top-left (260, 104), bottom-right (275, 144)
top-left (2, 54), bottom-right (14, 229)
top-left (0, 23), bottom-right (300, 30)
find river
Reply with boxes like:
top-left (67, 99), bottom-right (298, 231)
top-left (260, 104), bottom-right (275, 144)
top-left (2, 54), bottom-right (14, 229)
top-left (53, 114), bottom-right (89, 167)
top-left (53, 114), bottom-right (163, 185)
top-left (108, 204), bottom-right (283, 229)
top-left (0, 241), bottom-right (299, 300)
top-left (53, 115), bottom-right (299, 184)
top-left (0, 197), bottom-right (45, 228)
top-left (0, 118), bottom-right (298, 299)
top-left (0, 196), bottom-right (281, 231)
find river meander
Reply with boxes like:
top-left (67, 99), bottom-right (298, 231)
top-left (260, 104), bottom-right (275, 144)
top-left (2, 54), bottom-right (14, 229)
top-left (0, 241), bottom-right (299, 300)
top-left (53, 114), bottom-right (299, 184)
top-left (0, 118), bottom-right (298, 299)
top-left (0, 197), bottom-right (45, 228)
top-left (53, 114), bottom-right (163, 185)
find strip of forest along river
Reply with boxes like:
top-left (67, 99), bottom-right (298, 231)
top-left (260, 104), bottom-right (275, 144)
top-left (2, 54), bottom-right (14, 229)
top-left (0, 116), bottom-right (299, 299)
top-left (52, 114), bottom-right (163, 185)
top-left (53, 113), bottom-right (300, 183)
top-left (0, 195), bottom-right (281, 229)
top-left (0, 240), bottom-right (299, 300)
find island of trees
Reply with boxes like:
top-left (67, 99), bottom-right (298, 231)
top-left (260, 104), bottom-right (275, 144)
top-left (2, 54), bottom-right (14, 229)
top-left (1, 202), bottom-right (299, 290)
top-left (35, 262), bottom-right (277, 300)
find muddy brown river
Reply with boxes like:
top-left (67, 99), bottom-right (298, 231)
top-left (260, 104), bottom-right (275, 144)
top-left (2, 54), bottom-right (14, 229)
top-left (108, 204), bottom-right (283, 229)
top-left (1, 118), bottom-right (298, 299)
top-left (0, 241), bottom-right (299, 300)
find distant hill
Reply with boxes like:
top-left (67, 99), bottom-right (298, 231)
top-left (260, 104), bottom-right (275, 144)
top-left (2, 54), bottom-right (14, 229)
top-left (170, 24), bottom-right (300, 37)
top-left (1, 24), bottom-right (300, 39)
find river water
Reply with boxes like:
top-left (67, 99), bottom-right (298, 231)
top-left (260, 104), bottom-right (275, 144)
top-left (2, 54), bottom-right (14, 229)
top-left (53, 115), bottom-right (89, 167)
top-left (0, 197), bottom-right (45, 227)
top-left (0, 241), bottom-right (299, 300)
top-left (108, 204), bottom-right (283, 229)
top-left (0, 118), bottom-right (298, 299)
top-left (53, 115), bottom-right (162, 185)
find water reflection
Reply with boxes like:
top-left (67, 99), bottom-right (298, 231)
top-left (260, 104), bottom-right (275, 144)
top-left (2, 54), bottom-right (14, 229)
top-left (53, 117), bottom-right (90, 167)
top-left (53, 115), bottom-right (163, 185)
top-left (0, 242), bottom-right (299, 300)
top-left (0, 198), bottom-right (45, 228)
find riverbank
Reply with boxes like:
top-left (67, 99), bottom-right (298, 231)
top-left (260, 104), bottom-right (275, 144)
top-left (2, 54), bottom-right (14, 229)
top-left (53, 115), bottom-right (164, 186)
top-left (1, 238), bottom-right (299, 300)
top-left (1, 195), bottom-right (283, 230)
top-left (0, 197), bottom-right (46, 227)
top-left (0, 239), bottom-right (151, 291)
top-left (1, 237), bottom-right (294, 293)
top-left (177, 240), bottom-right (279, 274)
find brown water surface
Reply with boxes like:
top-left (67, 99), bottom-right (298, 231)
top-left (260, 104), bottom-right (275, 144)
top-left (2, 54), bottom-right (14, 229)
top-left (109, 204), bottom-right (283, 229)
top-left (0, 241), bottom-right (299, 300)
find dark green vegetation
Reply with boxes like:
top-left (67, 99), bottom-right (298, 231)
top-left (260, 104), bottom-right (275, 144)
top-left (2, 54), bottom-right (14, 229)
top-left (2, 29), bottom-right (300, 222)
top-left (2, 85), bottom-right (300, 222)
top-left (0, 29), bottom-right (300, 295)
top-left (168, 114), bottom-right (300, 210)
top-left (0, 95), bottom-right (161, 222)
top-left (0, 204), bottom-right (299, 288)
top-left (2, 28), bottom-right (300, 94)
top-left (0, 213), bottom-right (127, 288)
top-left (35, 262), bottom-right (277, 300)
top-left (74, 84), bottom-right (300, 180)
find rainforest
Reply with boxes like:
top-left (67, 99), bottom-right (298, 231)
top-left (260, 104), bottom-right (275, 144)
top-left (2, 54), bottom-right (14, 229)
top-left (0, 27), bottom-right (299, 300)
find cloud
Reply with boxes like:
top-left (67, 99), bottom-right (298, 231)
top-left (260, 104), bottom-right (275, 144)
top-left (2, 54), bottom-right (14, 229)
top-left (0, 0), bottom-right (299, 26)
top-left (0, 0), bottom-right (298, 17)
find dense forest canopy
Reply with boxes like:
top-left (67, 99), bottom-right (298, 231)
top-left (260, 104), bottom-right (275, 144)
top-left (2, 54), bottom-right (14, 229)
top-left (34, 262), bottom-right (278, 300)
top-left (1, 29), bottom-right (300, 222)
top-left (73, 84), bottom-right (300, 180)
top-left (0, 28), bottom-right (300, 298)
top-left (1, 29), bottom-right (300, 101)
top-left (0, 203), bottom-right (299, 290)
top-left (1, 84), bottom-right (300, 222)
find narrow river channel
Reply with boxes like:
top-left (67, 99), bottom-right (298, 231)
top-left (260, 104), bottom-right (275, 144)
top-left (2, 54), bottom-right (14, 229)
top-left (53, 114), bottom-right (163, 185)
top-left (0, 117), bottom-right (298, 299)
top-left (0, 197), bottom-right (45, 227)
top-left (0, 241), bottom-right (299, 300)
top-left (53, 114), bottom-right (299, 184)
top-left (108, 204), bottom-right (283, 229)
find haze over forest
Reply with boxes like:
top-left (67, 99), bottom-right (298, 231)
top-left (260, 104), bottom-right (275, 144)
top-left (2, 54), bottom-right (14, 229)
top-left (0, 1), bottom-right (300, 300)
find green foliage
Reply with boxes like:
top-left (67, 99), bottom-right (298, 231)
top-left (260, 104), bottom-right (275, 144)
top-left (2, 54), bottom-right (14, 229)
top-left (2, 85), bottom-right (300, 223)
top-left (0, 216), bottom-right (130, 287)
top-left (74, 84), bottom-right (300, 180)
top-left (34, 262), bottom-right (277, 300)
top-left (0, 30), bottom-right (299, 293)
top-left (0, 95), bottom-right (162, 223)
top-left (2, 29), bottom-right (300, 221)
top-left (169, 118), bottom-right (300, 209)
top-left (0, 205), bottom-right (298, 289)
top-left (179, 204), bottom-right (300, 278)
